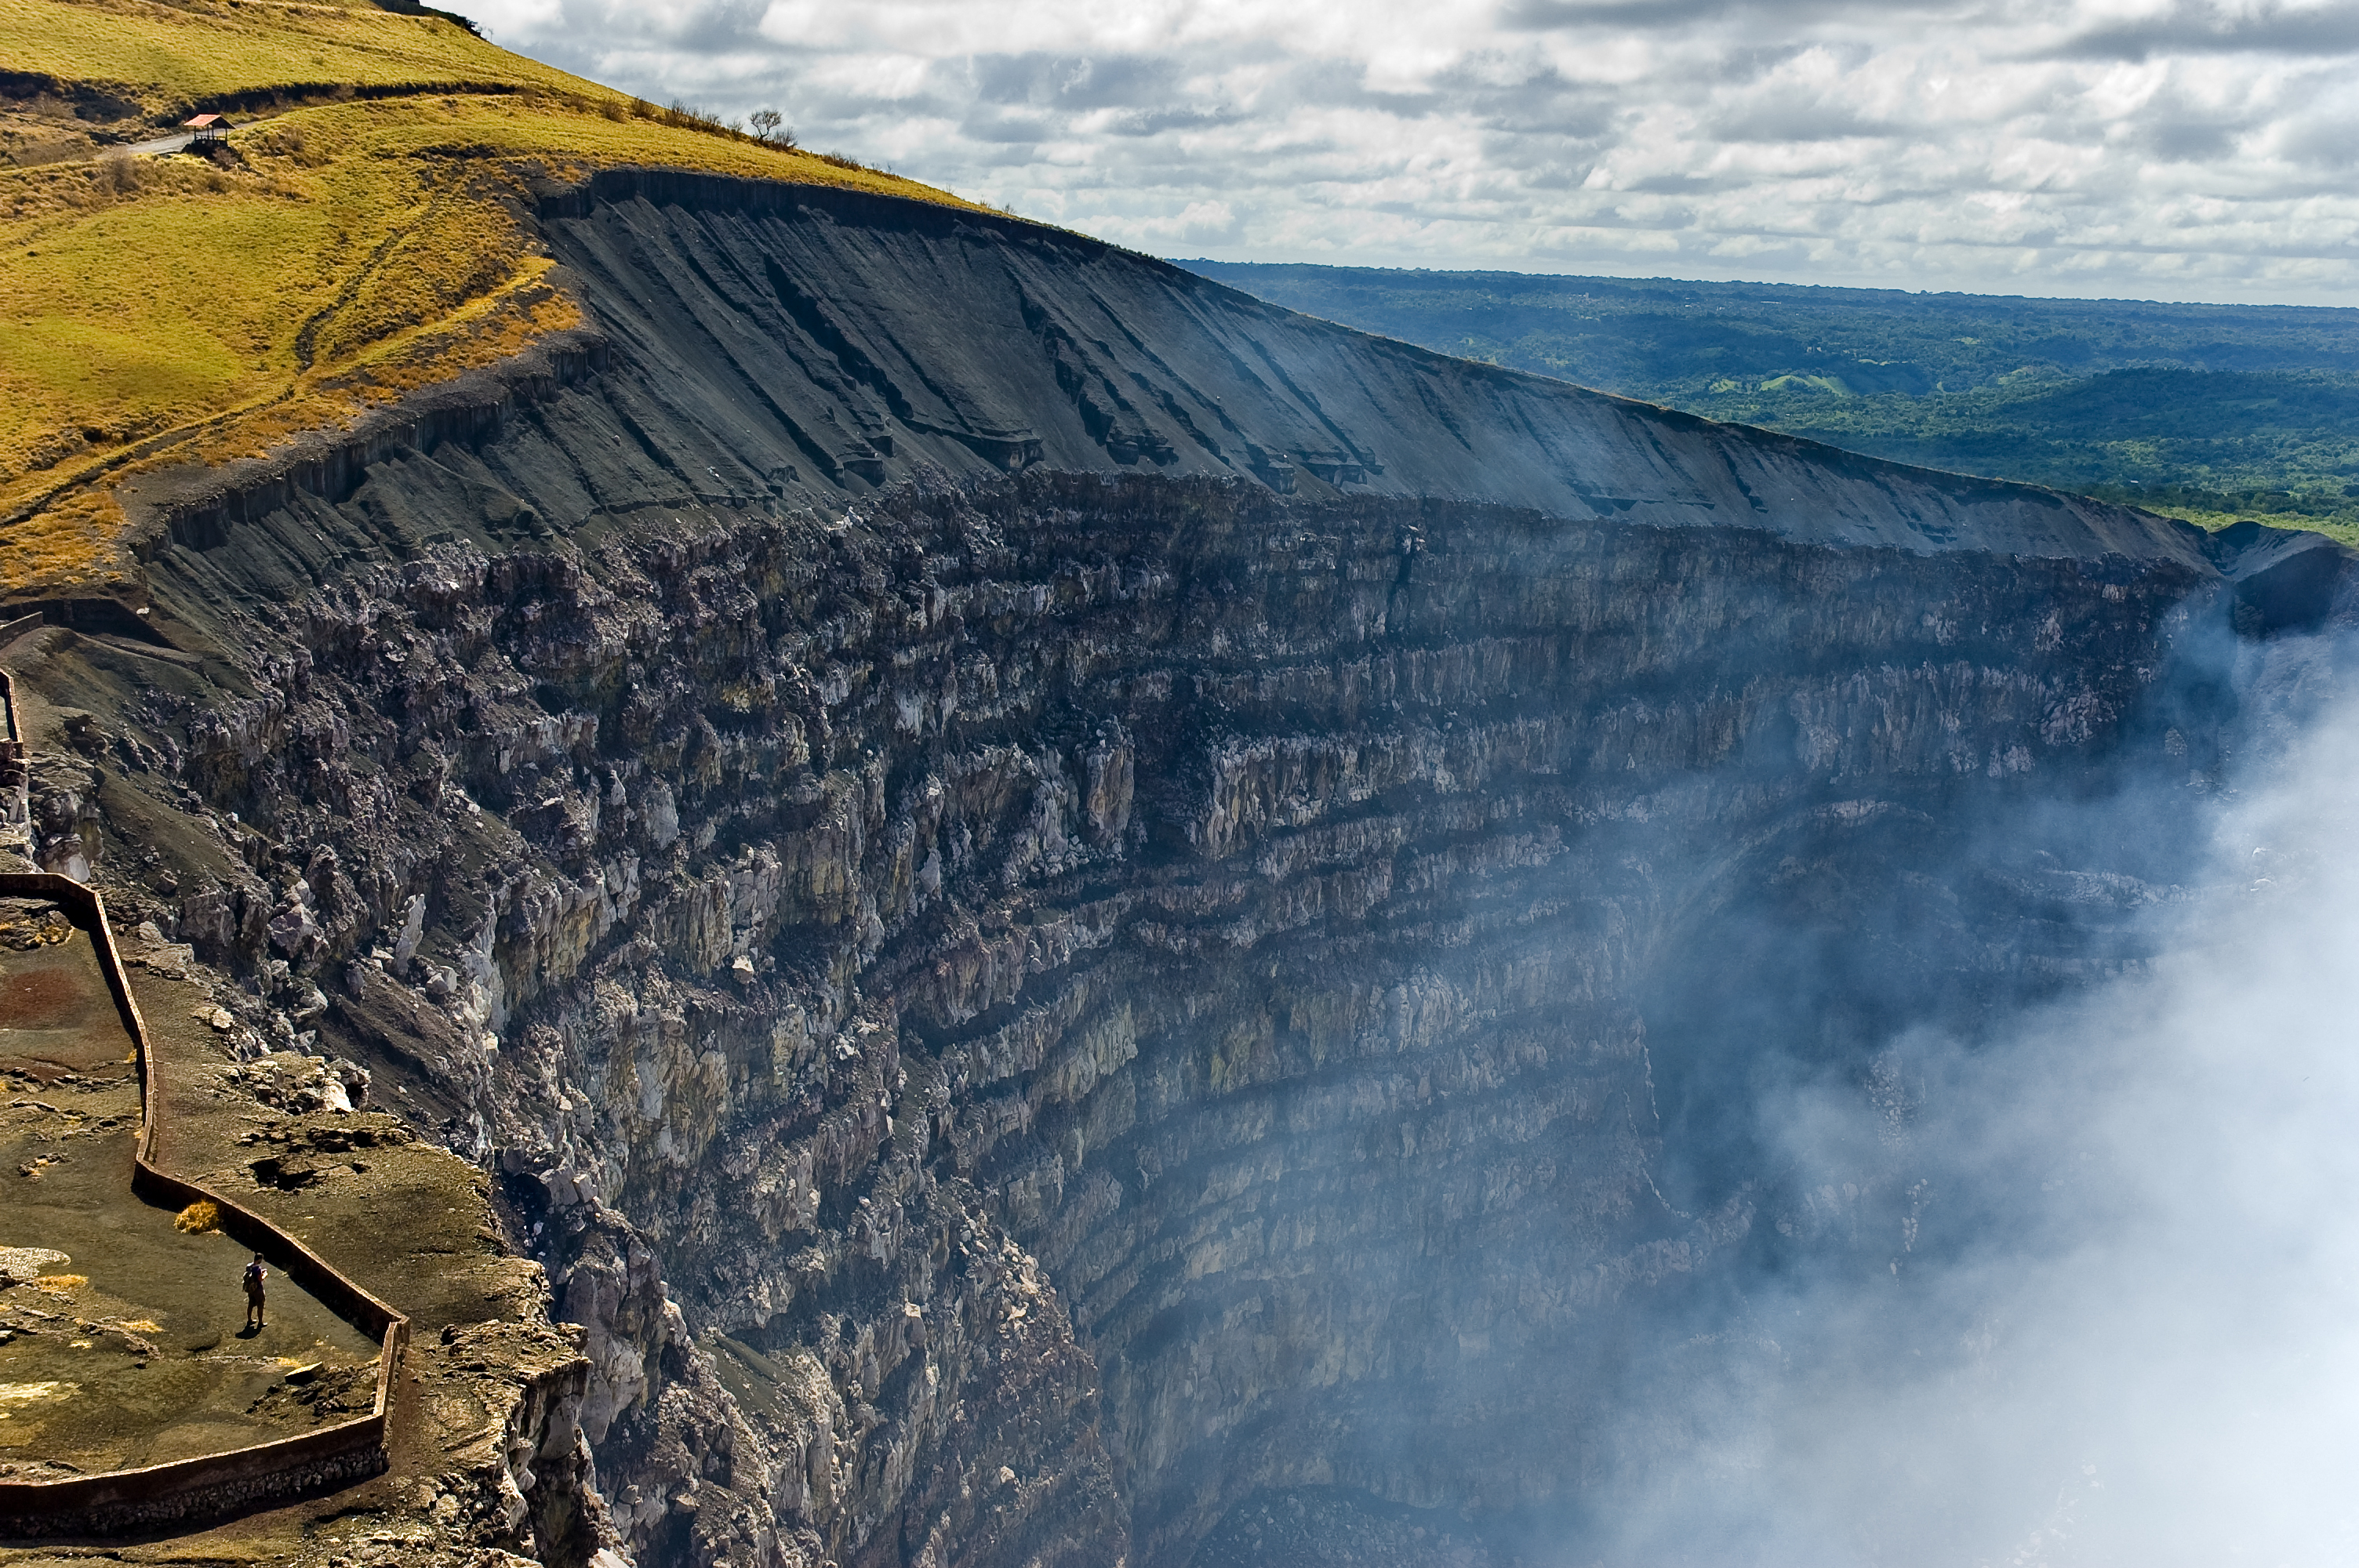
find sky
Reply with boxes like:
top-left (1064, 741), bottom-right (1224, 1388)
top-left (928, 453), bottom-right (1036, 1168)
top-left (462, 0), bottom-right (2359, 306)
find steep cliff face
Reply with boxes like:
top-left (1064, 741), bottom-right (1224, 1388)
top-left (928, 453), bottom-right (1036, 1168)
top-left (12, 173), bottom-right (2351, 1567)
top-left (520, 172), bottom-right (2207, 564)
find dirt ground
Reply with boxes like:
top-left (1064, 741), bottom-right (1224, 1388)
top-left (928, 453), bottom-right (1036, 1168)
top-left (0, 897), bottom-right (379, 1478)
top-left (1, 633), bottom-right (580, 1568)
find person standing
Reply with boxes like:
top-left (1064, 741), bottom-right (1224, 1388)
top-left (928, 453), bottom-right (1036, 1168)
top-left (243, 1252), bottom-right (267, 1330)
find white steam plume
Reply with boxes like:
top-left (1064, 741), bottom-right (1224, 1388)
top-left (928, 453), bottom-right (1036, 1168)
top-left (1585, 684), bottom-right (2359, 1566)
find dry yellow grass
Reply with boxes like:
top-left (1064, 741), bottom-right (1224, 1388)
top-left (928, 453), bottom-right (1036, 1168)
top-left (2132, 495), bottom-right (2359, 550)
top-left (0, 0), bottom-right (999, 598)
top-left (0, 0), bottom-right (602, 112)
top-left (174, 1200), bottom-right (221, 1233)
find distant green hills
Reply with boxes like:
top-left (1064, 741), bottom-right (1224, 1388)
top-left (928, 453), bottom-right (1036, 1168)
top-left (1178, 263), bottom-right (2359, 543)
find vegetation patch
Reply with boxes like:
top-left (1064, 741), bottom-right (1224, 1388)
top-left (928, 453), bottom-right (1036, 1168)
top-left (0, 0), bottom-right (573, 115)
top-left (1188, 261), bottom-right (2359, 546)
top-left (0, 0), bottom-right (998, 598)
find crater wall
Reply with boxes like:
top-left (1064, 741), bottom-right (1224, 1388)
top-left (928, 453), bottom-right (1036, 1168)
top-left (19, 175), bottom-right (2351, 1568)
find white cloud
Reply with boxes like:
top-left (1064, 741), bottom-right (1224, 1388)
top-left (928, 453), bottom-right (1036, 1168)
top-left (1127, 197), bottom-right (1246, 245)
top-left (1588, 665), bottom-right (2359, 1564)
top-left (470, 1), bottom-right (2359, 311)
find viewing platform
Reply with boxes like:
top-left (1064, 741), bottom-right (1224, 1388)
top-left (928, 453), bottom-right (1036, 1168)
top-left (0, 662), bottom-right (409, 1540)
top-left (0, 892), bottom-right (383, 1483)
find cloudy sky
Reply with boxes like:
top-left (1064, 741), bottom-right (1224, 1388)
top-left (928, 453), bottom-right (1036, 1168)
top-left (467, 0), bottom-right (2359, 303)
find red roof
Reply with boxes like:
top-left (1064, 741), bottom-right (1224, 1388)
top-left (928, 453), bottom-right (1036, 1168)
top-left (183, 113), bottom-right (227, 129)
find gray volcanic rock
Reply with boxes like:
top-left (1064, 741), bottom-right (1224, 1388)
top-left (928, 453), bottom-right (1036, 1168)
top-left (531, 171), bottom-right (2206, 566)
top-left (0, 1247), bottom-right (70, 1284)
top-left (20, 174), bottom-right (2357, 1568)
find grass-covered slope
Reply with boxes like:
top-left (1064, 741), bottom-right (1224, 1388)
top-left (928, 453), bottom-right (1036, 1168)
top-left (0, 0), bottom-right (561, 106)
top-left (1182, 261), bottom-right (2359, 545)
top-left (0, 0), bottom-right (991, 598)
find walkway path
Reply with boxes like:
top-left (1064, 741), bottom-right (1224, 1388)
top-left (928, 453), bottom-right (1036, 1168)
top-left (0, 663), bottom-right (409, 1537)
top-left (0, 898), bottom-right (380, 1478)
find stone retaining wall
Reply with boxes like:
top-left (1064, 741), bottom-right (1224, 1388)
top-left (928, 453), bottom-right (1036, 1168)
top-left (0, 655), bottom-right (26, 840)
top-left (0, 865), bottom-right (410, 1538)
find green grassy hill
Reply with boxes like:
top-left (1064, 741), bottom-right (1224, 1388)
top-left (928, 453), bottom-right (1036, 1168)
top-left (1180, 262), bottom-right (2359, 544)
top-left (0, 0), bottom-right (993, 598)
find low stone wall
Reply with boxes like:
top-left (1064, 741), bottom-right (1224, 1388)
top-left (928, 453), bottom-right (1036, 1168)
top-left (0, 1422), bottom-right (388, 1539)
top-left (0, 868), bottom-right (410, 1538)
top-left (0, 658), bottom-right (28, 851)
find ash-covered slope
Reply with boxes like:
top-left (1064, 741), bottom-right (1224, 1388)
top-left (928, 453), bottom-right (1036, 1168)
top-left (529, 172), bottom-right (2200, 565)
top-left (14, 172), bottom-right (2355, 1568)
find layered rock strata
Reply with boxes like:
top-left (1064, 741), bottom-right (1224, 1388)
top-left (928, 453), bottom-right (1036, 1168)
top-left (9, 173), bottom-right (2352, 1567)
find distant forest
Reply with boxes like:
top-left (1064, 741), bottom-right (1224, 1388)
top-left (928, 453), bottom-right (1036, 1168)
top-left (1179, 262), bottom-right (2359, 543)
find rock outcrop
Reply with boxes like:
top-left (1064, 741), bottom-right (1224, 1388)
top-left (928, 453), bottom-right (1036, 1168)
top-left (9, 171), bottom-right (2354, 1567)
